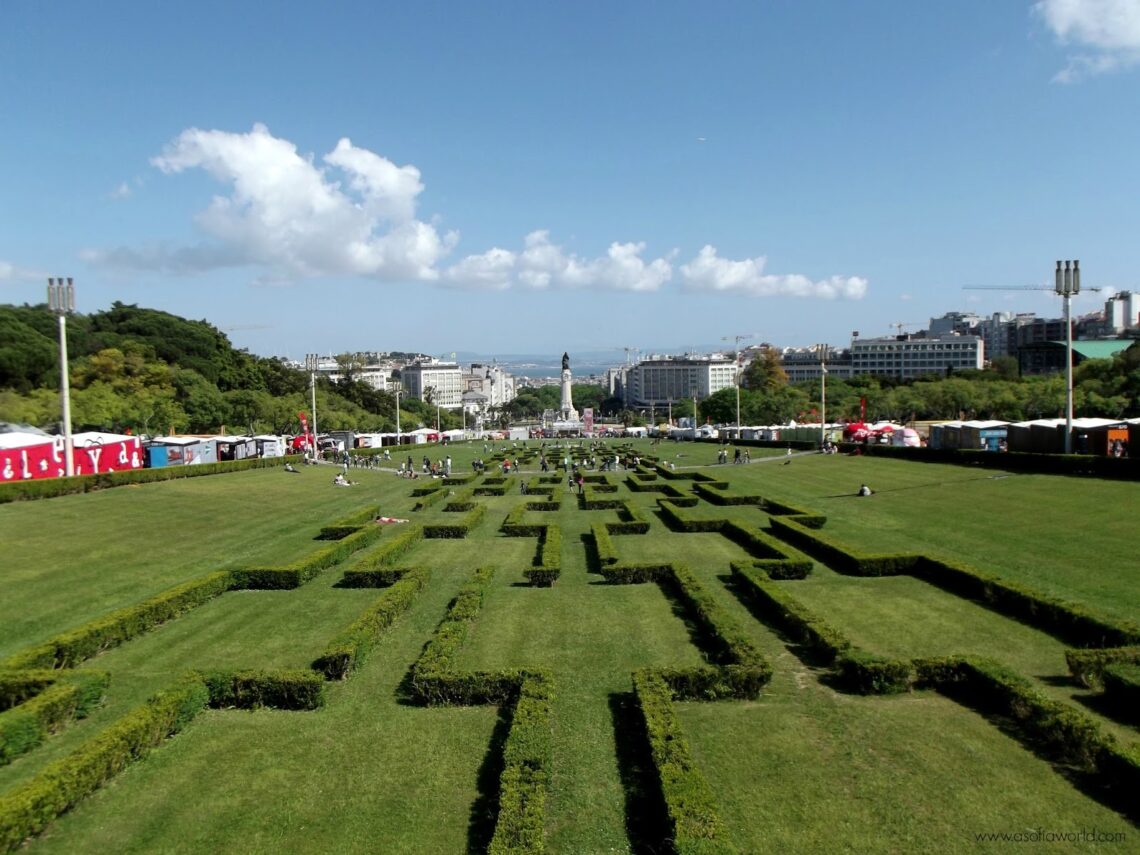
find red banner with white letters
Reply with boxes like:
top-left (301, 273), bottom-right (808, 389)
top-left (0, 436), bottom-right (144, 482)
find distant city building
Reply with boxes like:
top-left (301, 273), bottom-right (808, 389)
top-left (1104, 291), bottom-right (1140, 334)
top-left (850, 334), bottom-right (984, 380)
top-left (461, 363), bottom-right (516, 408)
top-left (625, 355), bottom-right (738, 407)
top-left (780, 346), bottom-right (853, 382)
top-left (401, 359), bottom-right (463, 409)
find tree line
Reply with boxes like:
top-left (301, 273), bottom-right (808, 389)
top-left (2, 302), bottom-right (1137, 436)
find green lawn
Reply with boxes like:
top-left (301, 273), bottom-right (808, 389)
top-left (0, 441), bottom-right (1135, 852)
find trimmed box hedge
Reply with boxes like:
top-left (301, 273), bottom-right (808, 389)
top-left (632, 669), bottom-right (733, 854)
top-left (345, 524), bottom-right (425, 574)
top-left (0, 672), bottom-right (110, 766)
top-left (423, 504), bottom-right (486, 539)
top-left (314, 567), bottom-right (431, 679)
top-left (0, 675), bottom-right (209, 851)
top-left (230, 524), bottom-right (386, 590)
top-left (487, 674), bottom-right (553, 855)
top-left (203, 669), bottom-right (326, 710)
top-left (2, 571), bottom-right (233, 670)
top-left (1065, 646), bottom-right (1140, 689)
top-left (1101, 662), bottom-right (1140, 721)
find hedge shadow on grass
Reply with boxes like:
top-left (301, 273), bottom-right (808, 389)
top-left (608, 692), bottom-right (670, 855)
top-left (467, 706), bottom-right (513, 855)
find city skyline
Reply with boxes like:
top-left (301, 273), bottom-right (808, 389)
top-left (1, 2), bottom-right (1137, 358)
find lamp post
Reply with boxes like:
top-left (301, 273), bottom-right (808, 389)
top-left (819, 344), bottom-right (830, 449)
top-left (1055, 260), bottom-right (1080, 454)
top-left (722, 333), bottom-right (754, 440)
top-left (304, 354), bottom-right (319, 460)
top-left (47, 277), bottom-right (76, 477)
top-left (394, 383), bottom-right (402, 448)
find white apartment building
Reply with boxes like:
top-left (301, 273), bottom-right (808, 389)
top-left (626, 357), bottom-right (738, 406)
top-left (461, 363), bottom-right (516, 408)
top-left (850, 335), bottom-right (984, 380)
top-left (779, 346), bottom-right (853, 383)
top-left (401, 360), bottom-right (464, 409)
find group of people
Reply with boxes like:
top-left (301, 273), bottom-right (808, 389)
top-left (717, 447), bottom-right (752, 465)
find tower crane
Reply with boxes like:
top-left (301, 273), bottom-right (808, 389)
top-left (721, 333), bottom-right (755, 433)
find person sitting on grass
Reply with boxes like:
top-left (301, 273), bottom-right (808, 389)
top-left (333, 473), bottom-right (353, 487)
top-left (284, 462), bottom-right (298, 473)
top-left (857, 484), bottom-right (872, 497)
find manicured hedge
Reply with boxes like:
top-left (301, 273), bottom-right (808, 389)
top-left (413, 487), bottom-right (449, 511)
top-left (317, 505), bottom-right (381, 539)
top-left (606, 501), bottom-right (650, 535)
top-left (230, 524), bottom-right (386, 589)
top-left (919, 656), bottom-right (1140, 794)
top-left (0, 675), bottom-right (209, 851)
top-left (657, 500), bottom-right (723, 533)
top-left (314, 567), bottom-right (431, 679)
top-left (203, 669), bottom-right (326, 710)
top-left (338, 567), bottom-right (410, 588)
top-left (632, 669), bottom-right (733, 854)
top-left (0, 672), bottom-right (57, 710)
top-left (730, 563), bottom-right (852, 665)
top-left (410, 483), bottom-right (444, 497)
top-left (767, 516), bottom-right (916, 577)
top-left (346, 524), bottom-right (425, 574)
top-left (501, 506), bottom-right (546, 537)
top-left (1065, 646), bottom-right (1140, 689)
top-left (523, 525), bottom-right (561, 587)
top-left (598, 563), bottom-right (672, 584)
top-left (488, 674), bottom-right (553, 854)
top-left (591, 523), bottom-right (618, 567)
top-left (691, 481), bottom-right (763, 506)
top-left (720, 522), bottom-right (812, 579)
top-left (1102, 663), bottom-right (1140, 721)
top-left (761, 498), bottom-right (826, 528)
top-left (915, 557), bottom-right (1140, 648)
top-left (0, 672), bottom-right (110, 766)
top-left (423, 504), bottom-right (486, 538)
top-left (2, 571), bottom-right (233, 670)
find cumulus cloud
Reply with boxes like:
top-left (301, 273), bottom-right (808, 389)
top-left (84, 124), bottom-right (867, 299)
top-left (444, 230), bottom-right (675, 292)
top-left (86, 123), bottom-right (455, 280)
top-left (679, 246), bottom-right (868, 299)
top-left (1035, 0), bottom-right (1140, 81)
top-left (109, 182), bottom-right (132, 199)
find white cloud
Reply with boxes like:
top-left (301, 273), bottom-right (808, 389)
top-left (84, 124), bottom-right (866, 299)
top-left (1035, 0), bottom-right (1140, 81)
top-left (86, 123), bottom-right (454, 281)
top-left (679, 246), bottom-right (868, 299)
top-left (109, 182), bottom-right (132, 199)
top-left (0, 261), bottom-right (43, 283)
top-left (445, 230), bottom-right (675, 292)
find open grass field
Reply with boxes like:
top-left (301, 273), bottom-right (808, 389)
top-left (1, 439), bottom-right (1136, 853)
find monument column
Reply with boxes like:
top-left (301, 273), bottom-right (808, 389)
top-left (559, 351), bottom-right (578, 421)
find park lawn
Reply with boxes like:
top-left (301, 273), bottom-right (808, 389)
top-left (0, 464), bottom-right (414, 658)
top-left (456, 530), bottom-right (704, 852)
top-left (2, 446), bottom-right (1137, 852)
top-left (24, 557), bottom-right (498, 854)
top-left (677, 669), bottom-right (1132, 854)
top-left (724, 453), bottom-right (1140, 622)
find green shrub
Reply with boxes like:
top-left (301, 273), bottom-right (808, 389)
top-left (917, 559), bottom-right (1140, 649)
top-left (488, 674), bottom-right (553, 854)
top-left (599, 563), bottom-right (672, 584)
top-left (730, 563), bottom-right (851, 664)
top-left (836, 651), bottom-right (914, 695)
top-left (632, 669), bottom-right (733, 854)
top-left (203, 669), bottom-right (325, 710)
top-left (1065, 646), bottom-right (1140, 689)
top-left (338, 567), bottom-right (409, 588)
top-left (657, 500), bottom-right (724, 533)
top-left (423, 504), bottom-right (485, 538)
top-left (591, 523), bottom-right (618, 567)
top-left (0, 675), bottom-right (209, 851)
top-left (0, 672), bottom-right (57, 711)
top-left (692, 482), bottom-right (763, 506)
top-left (1102, 663), bottom-right (1140, 721)
top-left (0, 672), bottom-right (110, 766)
top-left (346, 525), bottom-right (425, 573)
top-left (1, 571), bottom-right (233, 670)
top-left (232, 523), bottom-right (387, 590)
top-left (318, 505), bottom-right (381, 538)
top-left (314, 567), bottom-right (431, 679)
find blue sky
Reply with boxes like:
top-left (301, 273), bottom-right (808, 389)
top-left (2, 1), bottom-right (1138, 360)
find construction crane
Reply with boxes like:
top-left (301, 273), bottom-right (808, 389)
top-left (721, 334), bottom-right (755, 433)
top-left (888, 322), bottom-right (921, 336)
top-left (622, 346), bottom-right (640, 366)
top-left (962, 285), bottom-right (1102, 292)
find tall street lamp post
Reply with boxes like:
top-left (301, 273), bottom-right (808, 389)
top-left (47, 278), bottom-right (76, 477)
top-left (819, 344), bottom-right (830, 449)
top-left (1055, 260), bottom-right (1080, 454)
top-left (304, 354), bottom-right (319, 460)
